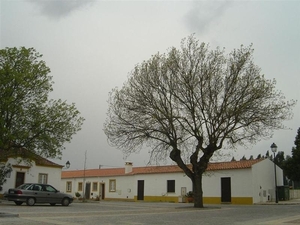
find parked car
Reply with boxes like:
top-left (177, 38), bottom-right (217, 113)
top-left (6, 183), bottom-right (73, 206)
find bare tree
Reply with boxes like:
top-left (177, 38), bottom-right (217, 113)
top-left (104, 35), bottom-right (296, 208)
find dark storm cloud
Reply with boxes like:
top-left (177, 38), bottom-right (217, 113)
top-left (185, 1), bottom-right (231, 33)
top-left (29, 0), bottom-right (95, 19)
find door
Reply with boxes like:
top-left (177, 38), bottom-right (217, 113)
top-left (137, 180), bottom-right (144, 200)
top-left (43, 184), bottom-right (60, 203)
top-left (85, 183), bottom-right (91, 199)
top-left (221, 177), bottom-right (231, 203)
top-left (99, 183), bottom-right (105, 200)
top-left (15, 172), bottom-right (25, 188)
top-left (31, 184), bottom-right (44, 203)
top-left (181, 187), bottom-right (187, 196)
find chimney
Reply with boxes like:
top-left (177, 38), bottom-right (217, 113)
top-left (125, 162), bottom-right (133, 174)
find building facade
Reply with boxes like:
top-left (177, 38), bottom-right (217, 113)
top-left (61, 159), bottom-right (283, 204)
top-left (0, 150), bottom-right (63, 197)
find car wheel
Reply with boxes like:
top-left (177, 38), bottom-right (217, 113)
top-left (50, 203), bottom-right (56, 206)
top-left (61, 198), bottom-right (70, 206)
top-left (14, 201), bottom-right (23, 205)
top-left (26, 197), bottom-right (36, 206)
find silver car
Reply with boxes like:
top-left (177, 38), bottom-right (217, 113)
top-left (6, 183), bottom-right (73, 206)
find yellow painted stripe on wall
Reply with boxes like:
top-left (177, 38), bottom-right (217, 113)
top-left (231, 197), bottom-right (253, 205)
top-left (143, 196), bottom-right (178, 203)
top-left (134, 196), bottom-right (253, 205)
top-left (203, 197), bottom-right (221, 204)
top-left (203, 197), bottom-right (253, 205)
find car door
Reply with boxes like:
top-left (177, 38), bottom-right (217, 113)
top-left (31, 184), bottom-right (45, 203)
top-left (44, 184), bottom-right (61, 204)
top-left (40, 184), bottom-right (54, 203)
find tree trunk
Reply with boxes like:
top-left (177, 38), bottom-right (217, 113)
top-left (193, 172), bottom-right (204, 208)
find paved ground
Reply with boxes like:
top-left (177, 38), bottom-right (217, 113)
top-left (0, 199), bottom-right (300, 225)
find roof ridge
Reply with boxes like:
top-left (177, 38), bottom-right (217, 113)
top-left (61, 158), bottom-right (266, 179)
top-left (0, 148), bottom-right (62, 168)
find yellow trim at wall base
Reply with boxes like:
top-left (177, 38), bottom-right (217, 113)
top-left (105, 198), bottom-right (135, 202)
top-left (134, 196), bottom-right (179, 203)
top-left (203, 197), bottom-right (253, 205)
top-left (203, 197), bottom-right (221, 204)
top-left (231, 197), bottom-right (253, 205)
top-left (133, 196), bottom-right (253, 205)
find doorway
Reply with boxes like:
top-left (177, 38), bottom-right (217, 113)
top-left (137, 180), bottom-right (144, 200)
top-left (221, 177), bottom-right (231, 203)
top-left (15, 172), bottom-right (25, 188)
top-left (99, 183), bottom-right (105, 200)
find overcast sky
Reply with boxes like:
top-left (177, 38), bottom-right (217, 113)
top-left (1, 0), bottom-right (299, 170)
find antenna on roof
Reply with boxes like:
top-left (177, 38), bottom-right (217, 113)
top-left (98, 164), bottom-right (120, 168)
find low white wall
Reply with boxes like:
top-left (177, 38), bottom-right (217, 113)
top-left (290, 189), bottom-right (300, 199)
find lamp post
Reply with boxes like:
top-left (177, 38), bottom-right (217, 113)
top-left (63, 161), bottom-right (71, 169)
top-left (65, 161), bottom-right (71, 169)
top-left (270, 143), bottom-right (278, 203)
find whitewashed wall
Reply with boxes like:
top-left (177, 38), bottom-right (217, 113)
top-left (252, 159), bottom-right (283, 203)
top-left (63, 169), bottom-right (255, 200)
top-left (202, 169), bottom-right (253, 197)
top-left (62, 175), bottom-right (136, 199)
top-left (133, 173), bottom-right (192, 198)
top-left (1, 157), bottom-right (62, 194)
top-left (104, 175), bottom-right (135, 199)
top-left (60, 159), bottom-right (284, 203)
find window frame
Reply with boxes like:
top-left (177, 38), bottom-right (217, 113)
top-left (92, 182), bottom-right (98, 192)
top-left (38, 173), bottom-right (48, 184)
top-left (66, 181), bottom-right (72, 192)
top-left (78, 182), bottom-right (83, 192)
top-left (167, 180), bottom-right (175, 193)
top-left (109, 179), bottom-right (116, 192)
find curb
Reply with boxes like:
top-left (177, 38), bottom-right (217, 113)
top-left (0, 212), bottom-right (19, 218)
top-left (254, 201), bottom-right (300, 205)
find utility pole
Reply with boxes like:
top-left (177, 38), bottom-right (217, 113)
top-left (82, 150), bottom-right (87, 202)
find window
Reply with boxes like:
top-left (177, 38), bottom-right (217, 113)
top-left (66, 181), bottom-right (72, 192)
top-left (6, 171), bottom-right (11, 178)
top-left (38, 173), bottom-right (48, 184)
top-left (109, 179), bottom-right (116, 192)
top-left (92, 182), bottom-right (98, 191)
top-left (32, 184), bottom-right (42, 191)
top-left (78, 182), bottom-right (83, 191)
top-left (167, 180), bottom-right (175, 193)
top-left (43, 184), bottom-right (56, 192)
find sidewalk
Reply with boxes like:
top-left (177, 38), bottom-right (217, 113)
top-left (255, 198), bottom-right (300, 205)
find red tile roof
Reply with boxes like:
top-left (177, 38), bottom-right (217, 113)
top-left (61, 159), bottom-right (264, 179)
top-left (34, 156), bottom-right (63, 168)
top-left (0, 148), bottom-right (62, 168)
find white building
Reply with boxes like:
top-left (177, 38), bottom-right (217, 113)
top-left (61, 158), bottom-right (283, 204)
top-left (0, 149), bottom-right (63, 197)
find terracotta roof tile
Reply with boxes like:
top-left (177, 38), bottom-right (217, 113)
top-left (62, 168), bottom-right (125, 178)
top-left (61, 159), bottom-right (264, 179)
top-left (0, 148), bottom-right (62, 168)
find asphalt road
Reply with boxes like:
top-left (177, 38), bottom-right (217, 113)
top-left (0, 200), bottom-right (300, 225)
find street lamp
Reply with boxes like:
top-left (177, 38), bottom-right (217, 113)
top-left (65, 161), bottom-right (71, 169)
top-left (270, 143), bottom-right (278, 203)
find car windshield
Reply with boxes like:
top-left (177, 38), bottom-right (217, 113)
top-left (17, 183), bottom-right (33, 190)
